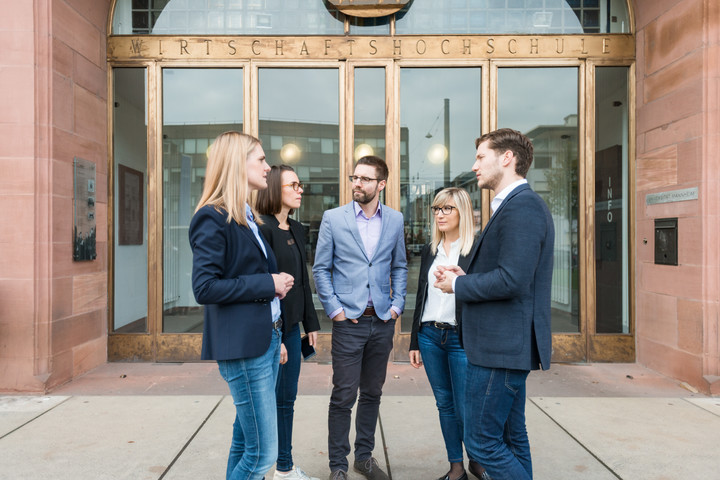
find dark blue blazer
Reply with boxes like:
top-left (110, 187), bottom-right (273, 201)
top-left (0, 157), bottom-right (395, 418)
top-left (189, 205), bottom-right (278, 361)
top-left (455, 184), bottom-right (554, 371)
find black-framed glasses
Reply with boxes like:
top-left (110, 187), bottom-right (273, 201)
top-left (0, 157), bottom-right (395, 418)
top-left (431, 205), bottom-right (457, 215)
top-left (282, 182), bottom-right (305, 191)
top-left (348, 175), bottom-right (379, 185)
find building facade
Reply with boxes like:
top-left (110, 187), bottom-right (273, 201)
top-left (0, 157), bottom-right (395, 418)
top-left (0, 0), bottom-right (717, 394)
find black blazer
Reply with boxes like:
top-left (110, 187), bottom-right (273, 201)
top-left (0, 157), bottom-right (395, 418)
top-left (259, 215), bottom-right (320, 337)
top-left (409, 241), bottom-right (473, 351)
top-left (189, 205), bottom-right (279, 361)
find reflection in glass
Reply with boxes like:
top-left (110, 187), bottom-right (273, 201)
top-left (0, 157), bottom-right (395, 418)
top-left (354, 68), bottom-right (386, 163)
top-left (259, 68), bottom-right (340, 332)
top-left (595, 67), bottom-right (629, 334)
top-left (400, 68), bottom-right (482, 333)
top-left (113, 68), bottom-right (148, 333)
top-left (396, 0), bottom-right (629, 34)
top-left (112, 0), bottom-right (344, 35)
top-left (162, 68), bottom-right (243, 333)
top-left (499, 67), bottom-right (579, 333)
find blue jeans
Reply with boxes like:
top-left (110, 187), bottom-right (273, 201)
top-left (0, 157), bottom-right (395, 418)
top-left (276, 323), bottom-right (302, 472)
top-left (218, 327), bottom-right (281, 480)
top-left (418, 324), bottom-right (467, 462)
top-left (464, 364), bottom-right (532, 480)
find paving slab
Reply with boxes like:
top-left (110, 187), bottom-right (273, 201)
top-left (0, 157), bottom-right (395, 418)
top-left (532, 397), bottom-right (720, 479)
top-left (0, 396), bottom-right (69, 437)
top-left (686, 397), bottom-right (720, 416)
top-left (0, 395), bottom-right (222, 480)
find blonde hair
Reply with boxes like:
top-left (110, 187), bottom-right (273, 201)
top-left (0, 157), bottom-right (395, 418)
top-left (430, 187), bottom-right (475, 256)
top-left (195, 131), bottom-right (262, 226)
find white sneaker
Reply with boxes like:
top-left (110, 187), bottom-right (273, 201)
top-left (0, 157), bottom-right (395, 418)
top-left (273, 466), bottom-right (320, 480)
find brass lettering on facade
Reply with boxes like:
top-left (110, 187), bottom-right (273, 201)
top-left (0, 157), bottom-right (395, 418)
top-left (441, 39), bottom-right (450, 54)
top-left (416, 39), bottom-right (427, 55)
top-left (130, 39), bottom-right (144, 55)
top-left (369, 39), bottom-right (377, 55)
top-left (108, 35), bottom-right (634, 61)
top-left (486, 38), bottom-right (495, 54)
top-left (530, 38), bottom-right (539, 54)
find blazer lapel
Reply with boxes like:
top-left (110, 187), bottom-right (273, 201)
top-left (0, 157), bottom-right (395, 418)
top-left (343, 203), bottom-right (370, 261)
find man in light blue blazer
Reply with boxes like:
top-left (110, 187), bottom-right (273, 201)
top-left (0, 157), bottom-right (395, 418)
top-left (435, 129), bottom-right (554, 480)
top-left (313, 156), bottom-right (407, 480)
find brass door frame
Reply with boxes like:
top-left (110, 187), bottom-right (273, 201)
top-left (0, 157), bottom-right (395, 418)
top-left (107, 35), bottom-right (636, 363)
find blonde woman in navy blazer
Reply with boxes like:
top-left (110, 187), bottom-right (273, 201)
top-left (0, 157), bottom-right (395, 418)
top-left (189, 131), bottom-right (294, 480)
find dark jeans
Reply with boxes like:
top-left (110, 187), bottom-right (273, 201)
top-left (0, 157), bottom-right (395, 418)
top-left (328, 315), bottom-right (395, 472)
top-left (418, 324), bottom-right (467, 462)
top-left (276, 323), bottom-right (302, 472)
top-left (464, 364), bottom-right (532, 480)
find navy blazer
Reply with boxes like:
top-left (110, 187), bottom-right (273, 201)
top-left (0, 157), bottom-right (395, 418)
top-left (409, 242), bottom-right (472, 351)
top-left (189, 205), bottom-right (278, 361)
top-left (455, 184), bottom-right (554, 371)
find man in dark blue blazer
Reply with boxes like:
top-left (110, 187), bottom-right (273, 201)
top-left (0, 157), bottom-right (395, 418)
top-left (435, 129), bottom-right (554, 480)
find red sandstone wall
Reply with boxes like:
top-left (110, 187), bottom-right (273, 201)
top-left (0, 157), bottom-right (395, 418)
top-left (0, 0), bottom-right (111, 392)
top-left (634, 0), bottom-right (720, 394)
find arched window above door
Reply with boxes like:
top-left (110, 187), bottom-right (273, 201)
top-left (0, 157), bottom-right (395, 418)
top-left (396, 0), bottom-right (631, 35)
top-left (111, 0), bottom-right (631, 36)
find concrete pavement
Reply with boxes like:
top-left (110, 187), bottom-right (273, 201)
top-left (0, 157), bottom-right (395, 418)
top-left (1, 362), bottom-right (718, 480)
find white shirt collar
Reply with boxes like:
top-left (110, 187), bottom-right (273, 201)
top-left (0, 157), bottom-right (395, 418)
top-left (491, 179), bottom-right (528, 215)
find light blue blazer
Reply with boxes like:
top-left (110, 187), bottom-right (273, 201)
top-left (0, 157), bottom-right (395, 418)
top-left (312, 202), bottom-right (408, 321)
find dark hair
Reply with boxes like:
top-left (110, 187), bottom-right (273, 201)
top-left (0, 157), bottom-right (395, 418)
top-left (355, 155), bottom-right (389, 182)
top-left (475, 128), bottom-right (534, 178)
top-left (255, 164), bottom-right (295, 216)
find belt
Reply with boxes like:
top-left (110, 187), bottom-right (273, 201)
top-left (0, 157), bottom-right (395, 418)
top-left (424, 321), bottom-right (457, 331)
top-left (272, 318), bottom-right (283, 331)
top-left (362, 306), bottom-right (376, 317)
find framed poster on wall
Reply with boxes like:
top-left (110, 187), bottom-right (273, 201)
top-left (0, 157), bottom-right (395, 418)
top-left (118, 164), bottom-right (143, 245)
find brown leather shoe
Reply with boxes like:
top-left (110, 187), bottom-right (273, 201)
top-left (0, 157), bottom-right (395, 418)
top-left (468, 460), bottom-right (492, 480)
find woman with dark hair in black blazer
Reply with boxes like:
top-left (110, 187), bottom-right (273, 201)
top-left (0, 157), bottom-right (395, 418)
top-left (189, 131), bottom-right (294, 480)
top-left (256, 165), bottom-right (321, 480)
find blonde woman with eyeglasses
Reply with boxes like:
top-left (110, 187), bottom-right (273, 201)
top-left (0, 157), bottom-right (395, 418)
top-left (409, 187), bottom-right (490, 480)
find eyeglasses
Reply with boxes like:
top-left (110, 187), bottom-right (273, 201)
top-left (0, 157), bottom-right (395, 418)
top-left (431, 205), bottom-right (457, 215)
top-left (282, 182), bottom-right (305, 191)
top-left (348, 175), bottom-right (379, 185)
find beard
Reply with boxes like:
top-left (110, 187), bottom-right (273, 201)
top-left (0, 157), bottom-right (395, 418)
top-left (478, 168), bottom-right (503, 191)
top-left (353, 188), bottom-right (377, 205)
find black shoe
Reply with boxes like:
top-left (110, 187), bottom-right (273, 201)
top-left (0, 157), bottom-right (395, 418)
top-left (437, 472), bottom-right (468, 480)
top-left (468, 460), bottom-right (493, 480)
top-left (353, 457), bottom-right (389, 480)
top-left (328, 470), bottom-right (347, 480)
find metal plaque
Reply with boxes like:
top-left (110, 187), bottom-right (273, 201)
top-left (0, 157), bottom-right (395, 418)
top-left (646, 187), bottom-right (698, 205)
top-left (73, 157), bottom-right (97, 261)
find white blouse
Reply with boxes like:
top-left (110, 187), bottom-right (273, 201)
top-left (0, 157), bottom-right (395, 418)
top-left (421, 238), bottom-right (461, 326)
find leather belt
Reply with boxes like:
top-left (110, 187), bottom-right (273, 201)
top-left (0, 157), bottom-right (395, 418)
top-left (362, 306), bottom-right (376, 317)
top-left (424, 321), bottom-right (457, 331)
top-left (272, 318), bottom-right (283, 331)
